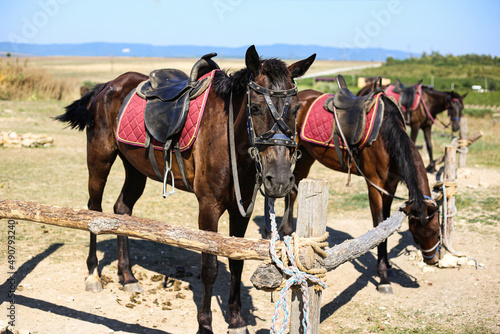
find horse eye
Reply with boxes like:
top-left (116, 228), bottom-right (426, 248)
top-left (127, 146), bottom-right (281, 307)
top-left (250, 104), bottom-right (262, 115)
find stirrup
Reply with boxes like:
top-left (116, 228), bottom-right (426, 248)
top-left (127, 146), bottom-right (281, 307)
top-left (162, 150), bottom-right (176, 197)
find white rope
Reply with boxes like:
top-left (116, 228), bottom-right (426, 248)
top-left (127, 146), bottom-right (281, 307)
top-left (268, 198), bottom-right (327, 334)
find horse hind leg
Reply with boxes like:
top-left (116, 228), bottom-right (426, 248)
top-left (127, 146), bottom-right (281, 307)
top-left (85, 148), bottom-right (118, 292)
top-left (114, 158), bottom-right (147, 293)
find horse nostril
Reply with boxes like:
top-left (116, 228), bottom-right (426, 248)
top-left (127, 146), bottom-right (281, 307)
top-left (265, 175), bottom-right (273, 184)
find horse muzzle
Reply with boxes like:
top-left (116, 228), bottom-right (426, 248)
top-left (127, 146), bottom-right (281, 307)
top-left (260, 146), bottom-right (295, 198)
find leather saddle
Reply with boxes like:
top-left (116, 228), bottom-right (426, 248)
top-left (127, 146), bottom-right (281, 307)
top-left (393, 78), bottom-right (422, 111)
top-left (324, 75), bottom-right (384, 147)
top-left (139, 53), bottom-right (220, 145)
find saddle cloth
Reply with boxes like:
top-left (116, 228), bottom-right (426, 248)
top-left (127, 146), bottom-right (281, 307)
top-left (116, 70), bottom-right (216, 152)
top-left (300, 93), bottom-right (383, 150)
top-left (385, 84), bottom-right (421, 112)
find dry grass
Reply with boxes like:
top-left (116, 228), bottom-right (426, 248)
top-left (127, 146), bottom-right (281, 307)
top-left (1, 56), bottom-right (376, 101)
top-left (0, 58), bottom-right (78, 101)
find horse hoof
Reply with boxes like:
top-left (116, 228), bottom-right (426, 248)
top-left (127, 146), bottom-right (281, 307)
top-left (124, 282), bottom-right (143, 293)
top-left (377, 284), bottom-right (394, 295)
top-left (85, 279), bottom-right (103, 293)
top-left (228, 327), bottom-right (249, 334)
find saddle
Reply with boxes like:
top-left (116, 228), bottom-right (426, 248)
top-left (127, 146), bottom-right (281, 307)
top-left (324, 75), bottom-right (383, 146)
top-left (137, 53), bottom-right (220, 195)
top-left (393, 78), bottom-right (422, 112)
top-left (139, 53), bottom-right (220, 145)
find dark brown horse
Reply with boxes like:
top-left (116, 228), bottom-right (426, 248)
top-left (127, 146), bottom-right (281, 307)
top-left (56, 46), bottom-right (315, 333)
top-left (358, 81), bottom-right (467, 172)
top-left (271, 85), bottom-right (441, 294)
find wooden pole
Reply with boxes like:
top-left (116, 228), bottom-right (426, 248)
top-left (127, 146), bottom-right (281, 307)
top-left (434, 130), bottom-right (482, 166)
top-left (441, 146), bottom-right (457, 258)
top-left (290, 179), bottom-right (328, 334)
top-left (458, 118), bottom-right (468, 169)
top-left (0, 199), bottom-right (276, 261)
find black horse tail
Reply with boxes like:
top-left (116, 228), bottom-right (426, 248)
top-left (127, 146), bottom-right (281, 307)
top-left (380, 96), bottom-right (426, 221)
top-left (55, 83), bottom-right (107, 131)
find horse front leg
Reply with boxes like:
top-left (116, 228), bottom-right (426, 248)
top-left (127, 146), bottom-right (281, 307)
top-left (423, 126), bottom-right (436, 173)
top-left (368, 185), bottom-right (396, 294)
top-left (197, 199), bottom-right (225, 334)
top-left (226, 208), bottom-right (251, 333)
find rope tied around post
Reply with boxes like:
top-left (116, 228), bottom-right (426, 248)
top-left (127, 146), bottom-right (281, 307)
top-left (451, 137), bottom-right (472, 154)
top-left (432, 181), bottom-right (458, 200)
top-left (267, 198), bottom-right (328, 334)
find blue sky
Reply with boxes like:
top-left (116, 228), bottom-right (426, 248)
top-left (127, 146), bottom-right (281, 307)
top-left (1, 0), bottom-right (499, 57)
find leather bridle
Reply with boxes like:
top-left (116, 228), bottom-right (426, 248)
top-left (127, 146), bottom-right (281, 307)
top-left (246, 80), bottom-right (298, 148)
top-left (229, 79), bottom-right (299, 217)
top-left (448, 97), bottom-right (462, 123)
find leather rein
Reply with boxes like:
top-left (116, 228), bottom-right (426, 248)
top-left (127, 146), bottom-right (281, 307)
top-left (229, 79), bottom-right (299, 217)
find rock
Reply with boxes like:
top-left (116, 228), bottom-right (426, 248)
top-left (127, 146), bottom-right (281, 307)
top-left (438, 253), bottom-right (459, 268)
top-left (423, 266), bottom-right (436, 273)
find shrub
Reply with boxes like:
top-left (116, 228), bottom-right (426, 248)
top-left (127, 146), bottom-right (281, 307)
top-left (0, 58), bottom-right (75, 100)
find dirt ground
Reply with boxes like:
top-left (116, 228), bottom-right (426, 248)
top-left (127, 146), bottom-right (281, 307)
top-left (0, 164), bottom-right (498, 334)
top-left (0, 99), bottom-right (499, 333)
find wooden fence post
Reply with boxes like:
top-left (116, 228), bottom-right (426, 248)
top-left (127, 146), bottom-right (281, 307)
top-left (458, 118), bottom-right (468, 169)
top-left (441, 146), bottom-right (457, 258)
top-left (290, 179), bottom-right (328, 334)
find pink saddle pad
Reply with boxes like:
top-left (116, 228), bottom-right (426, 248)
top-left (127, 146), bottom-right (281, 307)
top-left (384, 84), bottom-right (421, 112)
top-left (116, 70), bottom-right (217, 151)
top-left (300, 93), bottom-right (383, 150)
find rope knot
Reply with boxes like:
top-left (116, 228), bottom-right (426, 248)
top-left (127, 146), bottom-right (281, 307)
top-left (267, 198), bottom-right (328, 334)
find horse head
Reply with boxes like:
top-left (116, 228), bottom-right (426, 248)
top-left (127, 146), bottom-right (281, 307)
top-left (244, 45), bottom-right (315, 198)
top-left (447, 91), bottom-right (466, 132)
top-left (401, 198), bottom-right (441, 264)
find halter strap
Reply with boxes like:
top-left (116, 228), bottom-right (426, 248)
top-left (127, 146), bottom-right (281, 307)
top-left (247, 80), bottom-right (298, 148)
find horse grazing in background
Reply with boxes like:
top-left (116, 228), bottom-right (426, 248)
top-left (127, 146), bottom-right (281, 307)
top-left (56, 45), bottom-right (315, 333)
top-left (270, 76), bottom-right (440, 294)
top-left (358, 79), bottom-right (467, 172)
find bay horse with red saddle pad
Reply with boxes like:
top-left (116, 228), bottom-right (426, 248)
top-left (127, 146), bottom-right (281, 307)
top-left (358, 79), bottom-right (467, 172)
top-left (270, 76), bottom-right (441, 294)
top-left (56, 45), bottom-right (315, 333)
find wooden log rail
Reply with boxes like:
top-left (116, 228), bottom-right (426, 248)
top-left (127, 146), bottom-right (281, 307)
top-left (0, 198), bottom-right (406, 288)
top-left (0, 199), bottom-right (273, 261)
top-left (251, 210), bottom-right (406, 289)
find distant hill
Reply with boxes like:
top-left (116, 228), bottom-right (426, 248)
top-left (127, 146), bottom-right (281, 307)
top-left (0, 42), bottom-right (410, 61)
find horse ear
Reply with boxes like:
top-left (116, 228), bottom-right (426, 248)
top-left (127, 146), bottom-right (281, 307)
top-left (417, 78), bottom-right (423, 85)
top-left (288, 53), bottom-right (316, 79)
top-left (396, 78), bottom-right (403, 88)
top-left (245, 45), bottom-right (261, 77)
top-left (461, 92), bottom-right (468, 99)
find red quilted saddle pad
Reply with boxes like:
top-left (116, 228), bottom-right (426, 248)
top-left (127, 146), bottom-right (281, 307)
top-left (384, 84), bottom-right (421, 112)
top-left (300, 93), bottom-right (382, 150)
top-left (116, 70), bottom-right (217, 151)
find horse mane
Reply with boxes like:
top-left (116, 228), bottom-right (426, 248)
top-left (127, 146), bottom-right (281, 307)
top-left (212, 68), bottom-right (250, 99)
top-left (380, 96), bottom-right (426, 222)
top-left (212, 58), bottom-right (291, 99)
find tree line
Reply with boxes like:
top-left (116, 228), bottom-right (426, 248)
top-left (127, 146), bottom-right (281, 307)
top-left (386, 52), bottom-right (500, 66)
